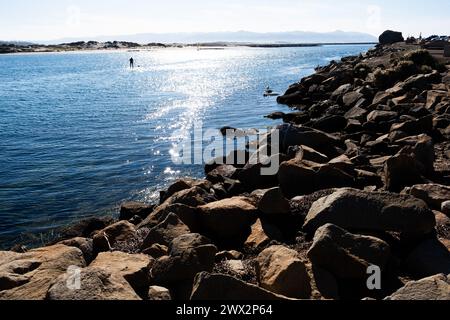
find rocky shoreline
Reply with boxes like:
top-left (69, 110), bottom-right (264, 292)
top-left (1, 31), bottom-right (450, 301)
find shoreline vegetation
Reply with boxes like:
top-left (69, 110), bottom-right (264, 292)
top-left (0, 40), bottom-right (378, 54)
top-left (1, 30), bottom-right (450, 301)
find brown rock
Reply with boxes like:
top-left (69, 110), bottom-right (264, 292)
top-left (245, 219), bottom-right (282, 251)
top-left (385, 274), bottom-right (450, 300)
top-left (403, 184), bottom-right (450, 210)
top-left (90, 251), bottom-right (154, 291)
top-left (93, 221), bottom-right (136, 253)
top-left (148, 286), bottom-right (172, 300)
top-left (119, 202), bottom-right (154, 221)
top-left (405, 238), bottom-right (450, 278)
top-left (256, 245), bottom-right (311, 298)
top-left (258, 187), bottom-right (291, 215)
top-left (47, 267), bottom-right (141, 300)
top-left (0, 245), bottom-right (85, 300)
top-left (198, 197), bottom-right (257, 246)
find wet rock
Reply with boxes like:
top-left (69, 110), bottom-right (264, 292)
top-left (148, 286), bottom-right (172, 300)
top-left (304, 188), bottom-right (435, 237)
top-left (190, 272), bottom-right (291, 300)
top-left (197, 197), bottom-right (258, 246)
top-left (47, 267), bottom-right (141, 300)
top-left (141, 213), bottom-right (190, 249)
top-left (385, 274), bottom-right (450, 300)
top-left (0, 245), bottom-right (85, 300)
top-left (307, 224), bottom-right (391, 279)
top-left (256, 245), bottom-right (311, 298)
top-left (119, 202), bottom-right (154, 221)
top-left (93, 221), bottom-right (137, 253)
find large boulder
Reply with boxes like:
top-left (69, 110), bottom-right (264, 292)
top-left (90, 251), bottom-right (154, 292)
top-left (47, 267), bottom-right (141, 300)
top-left (190, 272), bottom-right (291, 300)
top-left (92, 221), bottom-right (137, 253)
top-left (385, 274), bottom-right (450, 300)
top-left (278, 160), bottom-right (355, 198)
top-left (0, 245), bottom-right (85, 300)
top-left (379, 30), bottom-right (404, 45)
top-left (274, 124), bottom-right (342, 156)
top-left (307, 224), bottom-right (391, 279)
top-left (197, 197), bottom-right (258, 246)
top-left (256, 245), bottom-right (311, 298)
top-left (303, 188), bottom-right (435, 236)
top-left (141, 213), bottom-right (190, 249)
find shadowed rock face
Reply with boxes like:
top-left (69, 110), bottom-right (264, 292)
top-left (308, 224), bottom-right (391, 279)
top-left (379, 30), bottom-right (404, 45)
top-left (303, 188), bottom-right (436, 236)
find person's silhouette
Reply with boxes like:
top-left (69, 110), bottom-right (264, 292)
top-left (129, 57), bottom-right (134, 69)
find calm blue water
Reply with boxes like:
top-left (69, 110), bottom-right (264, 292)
top-left (0, 45), bottom-right (372, 248)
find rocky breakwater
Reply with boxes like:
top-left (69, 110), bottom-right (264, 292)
top-left (1, 32), bottom-right (450, 301)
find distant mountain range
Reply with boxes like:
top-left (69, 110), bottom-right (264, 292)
top-left (37, 30), bottom-right (377, 45)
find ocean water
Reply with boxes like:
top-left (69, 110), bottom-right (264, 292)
top-left (0, 44), bottom-right (372, 248)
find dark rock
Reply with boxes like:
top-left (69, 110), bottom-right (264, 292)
top-left (120, 202), bottom-right (154, 221)
top-left (58, 216), bottom-right (115, 240)
top-left (307, 224), bottom-right (391, 279)
top-left (141, 213), bottom-right (190, 249)
top-left (303, 188), bottom-right (435, 236)
top-left (278, 159), bottom-right (355, 198)
top-left (379, 30), bottom-right (404, 45)
top-left (190, 272), bottom-right (290, 300)
top-left (402, 184), bottom-right (450, 210)
top-left (384, 150), bottom-right (424, 192)
top-left (258, 187), bottom-right (291, 215)
top-left (405, 238), bottom-right (450, 278)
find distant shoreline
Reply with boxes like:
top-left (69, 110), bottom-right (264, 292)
top-left (0, 41), bottom-right (377, 55)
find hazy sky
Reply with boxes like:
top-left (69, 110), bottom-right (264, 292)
top-left (1, 0), bottom-right (449, 41)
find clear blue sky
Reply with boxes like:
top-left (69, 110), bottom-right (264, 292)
top-left (1, 0), bottom-right (449, 41)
